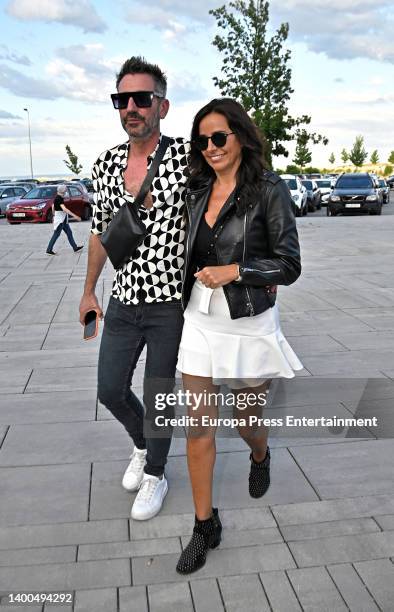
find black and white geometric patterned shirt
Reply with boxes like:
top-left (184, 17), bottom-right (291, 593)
top-left (91, 135), bottom-right (188, 305)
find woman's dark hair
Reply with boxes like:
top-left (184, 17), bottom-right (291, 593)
top-left (188, 98), bottom-right (268, 213)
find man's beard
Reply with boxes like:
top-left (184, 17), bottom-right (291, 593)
top-left (121, 111), bottom-right (160, 140)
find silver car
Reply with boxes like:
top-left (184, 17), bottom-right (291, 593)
top-left (0, 185), bottom-right (28, 215)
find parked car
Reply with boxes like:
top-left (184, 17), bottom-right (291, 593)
top-left (301, 179), bottom-right (321, 212)
top-left (327, 173), bottom-right (382, 216)
top-left (6, 184), bottom-right (91, 224)
top-left (386, 175), bottom-right (394, 189)
top-left (314, 179), bottom-right (332, 206)
top-left (0, 185), bottom-right (28, 215)
top-left (281, 175), bottom-right (308, 216)
top-left (6, 181), bottom-right (37, 193)
top-left (378, 179), bottom-right (390, 203)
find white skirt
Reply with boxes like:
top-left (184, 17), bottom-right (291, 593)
top-left (176, 279), bottom-right (303, 387)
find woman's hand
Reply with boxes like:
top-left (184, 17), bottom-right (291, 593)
top-left (195, 264), bottom-right (238, 288)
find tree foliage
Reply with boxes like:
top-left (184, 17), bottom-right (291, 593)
top-left (388, 151), bottom-right (394, 164)
top-left (370, 149), bottom-right (379, 165)
top-left (384, 164), bottom-right (393, 176)
top-left (348, 136), bottom-right (368, 167)
top-left (63, 145), bottom-right (83, 175)
top-left (329, 153), bottom-right (335, 165)
top-left (341, 148), bottom-right (349, 163)
top-left (210, 0), bottom-right (328, 167)
top-left (293, 129), bottom-right (312, 170)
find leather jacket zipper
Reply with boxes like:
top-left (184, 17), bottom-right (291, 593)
top-left (243, 212), bottom-right (255, 316)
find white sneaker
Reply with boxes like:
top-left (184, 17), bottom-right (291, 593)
top-left (122, 447), bottom-right (147, 492)
top-left (131, 473), bottom-right (168, 521)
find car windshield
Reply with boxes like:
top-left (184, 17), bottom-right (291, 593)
top-left (22, 187), bottom-right (57, 199)
top-left (336, 176), bottom-right (373, 189)
top-left (285, 179), bottom-right (297, 190)
top-left (378, 180), bottom-right (386, 187)
top-left (316, 180), bottom-right (331, 188)
top-left (302, 181), bottom-right (313, 189)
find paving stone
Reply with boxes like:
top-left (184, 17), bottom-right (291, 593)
top-left (129, 507), bottom-right (276, 540)
top-left (282, 334), bottom-right (347, 356)
top-left (74, 587), bottom-right (117, 612)
top-left (0, 324), bottom-right (48, 352)
top-left (348, 307), bottom-right (394, 331)
top-left (290, 530), bottom-right (394, 567)
top-left (190, 578), bottom-right (224, 612)
top-left (78, 537), bottom-right (181, 561)
top-left (287, 566), bottom-right (347, 611)
top-left (289, 439), bottom-right (394, 499)
top-left (0, 558), bottom-right (130, 591)
top-left (5, 285), bottom-right (65, 325)
top-left (132, 543), bottom-right (295, 585)
top-left (354, 559), bottom-right (394, 610)
top-left (42, 322), bottom-right (102, 350)
top-left (327, 563), bottom-right (380, 611)
top-left (0, 347), bottom-right (98, 370)
top-left (374, 514), bottom-right (394, 530)
top-left (148, 582), bottom-right (193, 612)
top-left (0, 519), bottom-right (128, 550)
top-left (0, 463), bottom-right (90, 527)
top-left (26, 366), bottom-right (97, 393)
top-left (219, 574), bottom-right (270, 611)
top-left (273, 493), bottom-right (394, 526)
top-left (0, 421), bottom-right (131, 466)
top-left (119, 586), bottom-right (148, 612)
top-left (0, 545), bottom-right (76, 567)
top-left (0, 367), bottom-right (32, 394)
top-left (300, 351), bottom-right (386, 377)
top-left (0, 606), bottom-right (42, 612)
top-left (280, 309), bottom-right (374, 337)
top-left (0, 428), bottom-right (7, 449)
top-left (341, 397), bottom-right (394, 438)
top-left (281, 517), bottom-right (379, 541)
top-left (181, 527), bottom-right (282, 550)
top-left (90, 449), bottom-right (317, 521)
top-left (259, 570), bottom-right (302, 611)
top-left (331, 330), bottom-right (394, 351)
top-left (0, 391), bottom-right (97, 425)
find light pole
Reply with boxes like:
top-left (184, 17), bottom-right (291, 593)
top-left (23, 107), bottom-right (34, 179)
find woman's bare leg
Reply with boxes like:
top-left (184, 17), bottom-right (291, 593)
top-left (183, 374), bottom-right (219, 520)
top-left (233, 379), bottom-right (271, 461)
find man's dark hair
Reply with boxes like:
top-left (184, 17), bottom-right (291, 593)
top-left (116, 56), bottom-right (167, 96)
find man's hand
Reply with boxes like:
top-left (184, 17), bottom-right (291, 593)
top-left (194, 264), bottom-right (238, 288)
top-left (79, 292), bottom-right (103, 325)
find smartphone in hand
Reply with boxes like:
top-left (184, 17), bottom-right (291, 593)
top-left (83, 310), bottom-right (99, 340)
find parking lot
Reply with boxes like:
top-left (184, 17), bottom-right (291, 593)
top-left (1, 191), bottom-right (394, 610)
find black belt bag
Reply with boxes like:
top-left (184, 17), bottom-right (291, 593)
top-left (100, 136), bottom-right (170, 269)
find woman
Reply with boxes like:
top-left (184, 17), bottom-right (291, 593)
top-left (175, 98), bottom-right (303, 574)
top-left (46, 185), bottom-right (83, 255)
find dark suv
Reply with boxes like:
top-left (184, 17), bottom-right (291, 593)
top-left (327, 173), bottom-right (382, 216)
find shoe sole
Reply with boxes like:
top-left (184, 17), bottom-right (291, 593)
top-left (131, 479), bottom-right (168, 521)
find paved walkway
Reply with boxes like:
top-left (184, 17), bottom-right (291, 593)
top-left (0, 203), bottom-right (394, 611)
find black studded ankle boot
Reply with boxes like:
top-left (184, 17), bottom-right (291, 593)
top-left (176, 507), bottom-right (222, 574)
top-left (249, 446), bottom-right (270, 498)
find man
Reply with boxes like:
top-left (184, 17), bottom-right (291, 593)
top-left (79, 57), bottom-right (188, 520)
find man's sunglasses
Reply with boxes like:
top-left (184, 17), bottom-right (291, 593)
top-left (111, 91), bottom-right (164, 109)
top-left (193, 131), bottom-right (235, 151)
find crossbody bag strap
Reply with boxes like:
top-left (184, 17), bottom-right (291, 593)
top-left (132, 135), bottom-right (171, 208)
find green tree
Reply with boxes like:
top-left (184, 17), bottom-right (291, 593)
top-left (349, 136), bottom-right (368, 168)
top-left (304, 166), bottom-right (321, 174)
top-left (63, 145), bottom-right (83, 175)
top-left (370, 149), bottom-right (379, 165)
top-left (293, 130), bottom-right (312, 170)
top-left (210, 0), bottom-right (328, 167)
top-left (341, 148), bottom-right (349, 163)
top-left (388, 151), bottom-right (394, 164)
top-left (285, 164), bottom-right (300, 174)
top-left (329, 153), bottom-right (335, 165)
top-left (384, 164), bottom-right (393, 176)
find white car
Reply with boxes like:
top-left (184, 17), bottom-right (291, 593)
top-left (280, 174), bottom-right (308, 216)
top-left (314, 178), bottom-right (333, 206)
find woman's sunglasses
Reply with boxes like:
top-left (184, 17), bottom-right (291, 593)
top-left (193, 131), bottom-right (235, 151)
top-left (111, 91), bottom-right (164, 109)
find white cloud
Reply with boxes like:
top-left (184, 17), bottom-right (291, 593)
top-left (0, 44), bottom-right (31, 66)
top-left (0, 110), bottom-right (22, 119)
top-left (271, 0), bottom-right (394, 63)
top-left (6, 0), bottom-right (107, 33)
top-left (0, 63), bottom-right (63, 99)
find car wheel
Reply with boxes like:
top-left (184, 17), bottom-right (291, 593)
top-left (317, 199), bottom-right (322, 210)
top-left (82, 205), bottom-right (91, 221)
top-left (46, 210), bottom-right (53, 223)
top-left (303, 205), bottom-right (308, 216)
top-left (9, 221), bottom-right (21, 225)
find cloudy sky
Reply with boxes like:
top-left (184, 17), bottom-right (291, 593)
top-left (0, 0), bottom-right (393, 177)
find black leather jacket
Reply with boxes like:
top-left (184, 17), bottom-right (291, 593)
top-left (182, 171), bottom-right (301, 319)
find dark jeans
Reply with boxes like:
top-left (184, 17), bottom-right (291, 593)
top-left (98, 296), bottom-right (184, 477)
top-left (47, 220), bottom-right (78, 252)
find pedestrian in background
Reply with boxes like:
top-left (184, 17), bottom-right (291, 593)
top-left (46, 185), bottom-right (83, 255)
